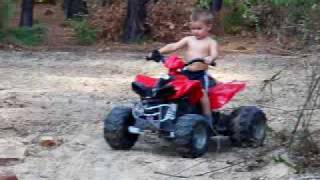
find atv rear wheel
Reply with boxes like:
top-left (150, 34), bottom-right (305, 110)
top-left (104, 106), bottom-right (139, 150)
top-left (229, 106), bottom-right (267, 147)
top-left (174, 114), bottom-right (209, 158)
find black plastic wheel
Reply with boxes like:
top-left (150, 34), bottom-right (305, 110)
top-left (174, 114), bottom-right (209, 158)
top-left (229, 106), bottom-right (267, 147)
top-left (103, 106), bottom-right (139, 150)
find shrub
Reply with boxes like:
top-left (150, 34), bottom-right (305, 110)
top-left (0, 30), bottom-right (6, 41)
top-left (0, 0), bottom-right (14, 30)
top-left (7, 23), bottom-right (47, 46)
top-left (71, 20), bottom-right (97, 45)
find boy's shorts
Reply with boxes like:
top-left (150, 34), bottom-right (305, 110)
top-left (181, 69), bottom-right (209, 92)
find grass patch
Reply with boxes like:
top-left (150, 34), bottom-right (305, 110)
top-left (0, 23), bottom-right (47, 46)
top-left (8, 24), bottom-right (47, 46)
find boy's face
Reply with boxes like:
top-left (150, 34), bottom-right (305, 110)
top-left (190, 21), bottom-right (211, 39)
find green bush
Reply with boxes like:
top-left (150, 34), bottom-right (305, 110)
top-left (197, 0), bottom-right (211, 9)
top-left (223, 0), bottom-right (258, 33)
top-left (220, 0), bottom-right (320, 43)
top-left (252, 0), bottom-right (320, 44)
top-left (0, 0), bottom-right (14, 30)
top-left (0, 30), bottom-right (6, 41)
top-left (0, 0), bottom-right (47, 46)
top-left (7, 23), bottom-right (47, 46)
top-left (71, 20), bottom-right (97, 45)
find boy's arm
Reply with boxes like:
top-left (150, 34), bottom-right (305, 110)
top-left (204, 40), bottom-right (218, 65)
top-left (159, 37), bottom-right (189, 54)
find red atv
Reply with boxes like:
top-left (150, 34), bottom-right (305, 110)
top-left (103, 55), bottom-right (267, 158)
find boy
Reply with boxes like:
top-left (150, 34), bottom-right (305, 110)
top-left (149, 9), bottom-right (218, 122)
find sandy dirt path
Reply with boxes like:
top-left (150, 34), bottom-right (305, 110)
top-left (0, 50), bottom-right (316, 180)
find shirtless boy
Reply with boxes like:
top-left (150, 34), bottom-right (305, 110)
top-left (149, 9), bottom-right (218, 122)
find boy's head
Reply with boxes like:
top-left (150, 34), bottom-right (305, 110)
top-left (190, 9), bottom-right (213, 39)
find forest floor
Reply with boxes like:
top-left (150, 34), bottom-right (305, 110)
top-left (0, 48), bottom-right (319, 180)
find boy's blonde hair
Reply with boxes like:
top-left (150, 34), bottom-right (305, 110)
top-left (190, 8), bottom-right (213, 25)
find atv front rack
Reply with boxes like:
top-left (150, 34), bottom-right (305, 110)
top-left (131, 102), bottom-right (177, 133)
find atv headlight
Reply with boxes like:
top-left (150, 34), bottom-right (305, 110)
top-left (133, 102), bottom-right (144, 116)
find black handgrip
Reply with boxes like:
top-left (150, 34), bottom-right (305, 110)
top-left (145, 50), bottom-right (164, 62)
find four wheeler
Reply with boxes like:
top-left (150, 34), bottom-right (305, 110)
top-left (103, 55), bottom-right (267, 158)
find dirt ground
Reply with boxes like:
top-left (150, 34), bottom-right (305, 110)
top-left (0, 50), bottom-right (319, 180)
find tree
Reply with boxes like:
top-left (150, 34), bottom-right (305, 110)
top-left (20, 0), bottom-right (33, 27)
top-left (122, 0), bottom-right (150, 43)
top-left (210, 0), bottom-right (223, 14)
top-left (63, 0), bottom-right (88, 19)
top-left (102, 0), bottom-right (113, 7)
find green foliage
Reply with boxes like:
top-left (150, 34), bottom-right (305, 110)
top-left (269, 0), bottom-right (318, 6)
top-left (0, 30), bottom-right (5, 41)
top-left (267, 0), bottom-right (320, 43)
top-left (223, 0), bottom-right (236, 6)
top-left (1, 23), bottom-right (47, 46)
top-left (219, 0), bottom-right (320, 43)
top-left (0, 0), bottom-right (14, 30)
top-left (197, 0), bottom-right (211, 9)
top-left (0, 0), bottom-right (47, 46)
top-left (70, 20), bottom-right (97, 45)
top-left (11, 24), bottom-right (46, 46)
top-left (222, 0), bottom-right (258, 33)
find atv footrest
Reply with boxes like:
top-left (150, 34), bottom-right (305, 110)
top-left (128, 126), bottom-right (144, 134)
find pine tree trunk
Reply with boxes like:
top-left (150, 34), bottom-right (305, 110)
top-left (63, 0), bottom-right (88, 19)
top-left (210, 0), bottom-right (223, 14)
top-left (122, 0), bottom-right (149, 43)
top-left (64, 0), bottom-right (76, 19)
top-left (20, 0), bottom-right (33, 27)
top-left (102, 0), bottom-right (113, 7)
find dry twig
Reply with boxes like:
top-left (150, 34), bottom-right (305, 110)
top-left (260, 70), bottom-right (282, 96)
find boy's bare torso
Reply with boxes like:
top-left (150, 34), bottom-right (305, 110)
top-left (184, 36), bottom-right (217, 71)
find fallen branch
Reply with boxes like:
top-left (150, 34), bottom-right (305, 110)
top-left (260, 70), bottom-right (282, 96)
top-left (154, 159), bottom-right (208, 179)
top-left (257, 104), bottom-right (320, 113)
top-left (156, 145), bottom-right (281, 178)
top-left (269, 46), bottom-right (312, 57)
top-left (153, 171), bottom-right (188, 178)
top-left (257, 104), bottom-right (289, 111)
top-left (190, 145), bottom-right (281, 178)
top-left (294, 176), bottom-right (320, 180)
top-left (193, 161), bottom-right (245, 177)
top-left (154, 161), bottom-right (244, 179)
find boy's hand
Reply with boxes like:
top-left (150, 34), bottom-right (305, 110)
top-left (146, 50), bottom-right (164, 62)
top-left (204, 57), bottom-right (217, 66)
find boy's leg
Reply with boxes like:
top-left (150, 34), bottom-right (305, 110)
top-left (182, 70), bottom-right (213, 122)
top-left (201, 90), bottom-right (213, 122)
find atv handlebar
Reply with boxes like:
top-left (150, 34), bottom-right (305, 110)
top-left (146, 51), bottom-right (216, 66)
top-left (186, 58), bottom-right (216, 67)
top-left (145, 50), bottom-right (165, 63)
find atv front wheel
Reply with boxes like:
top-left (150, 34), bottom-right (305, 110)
top-left (229, 106), bottom-right (267, 147)
top-left (104, 106), bottom-right (139, 150)
top-left (174, 114), bottom-right (209, 158)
